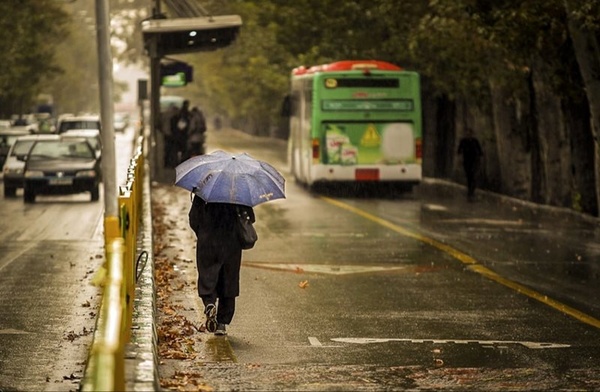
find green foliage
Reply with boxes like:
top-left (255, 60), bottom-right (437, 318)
top-left (109, 0), bottom-right (151, 66)
top-left (170, 0), bottom-right (596, 133)
top-left (41, 1), bottom-right (100, 114)
top-left (4, 0), bottom-right (597, 143)
top-left (0, 0), bottom-right (69, 116)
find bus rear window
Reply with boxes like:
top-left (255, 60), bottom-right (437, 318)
top-left (325, 78), bottom-right (399, 88)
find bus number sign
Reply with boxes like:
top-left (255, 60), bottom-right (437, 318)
top-left (323, 100), bottom-right (413, 111)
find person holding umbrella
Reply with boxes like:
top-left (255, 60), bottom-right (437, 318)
top-left (188, 196), bottom-right (254, 335)
top-left (176, 150), bottom-right (285, 336)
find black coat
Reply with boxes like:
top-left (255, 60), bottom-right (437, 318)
top-left (188, 195), bottom-right (255, 298)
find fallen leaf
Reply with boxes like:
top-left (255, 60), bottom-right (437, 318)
top-left (298, 280), bottom-right (309, 289)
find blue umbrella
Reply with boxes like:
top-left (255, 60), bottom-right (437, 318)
top-left (175, 150), bottom-right (285, 207)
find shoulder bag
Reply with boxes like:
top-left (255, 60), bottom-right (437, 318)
top-left (235, 207), bottom-right (257, 249)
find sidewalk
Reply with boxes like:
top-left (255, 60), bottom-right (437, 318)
top-left (123, 128), bottom-right (599, 391)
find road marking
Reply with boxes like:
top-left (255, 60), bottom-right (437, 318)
top-left (331, 337), bottom-right (571, 350)
top-left (0, 329), bottom-right (31, 335)
top-left (308, 337), bottom-right (322, 346)
top-left (422, 204), bottom-right (448, 211)
top-left (0, 243), bottom-right (37, 274)
top-left (440, 218), bottom-right (525, 225)
top-left (320, 196), bottom-right (600, 330)
top-left (244, 262), bottom-right (408, 275)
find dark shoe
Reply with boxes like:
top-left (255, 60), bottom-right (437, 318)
top-left (215, 323), bottom-right (227, 336)
top-left (204, 304), bottom-right (217, 333)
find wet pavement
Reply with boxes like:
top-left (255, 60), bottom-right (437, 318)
top-left (0, 128), bottom-right (135, 392)
top-left (145, 128), bottom-right (600, 391)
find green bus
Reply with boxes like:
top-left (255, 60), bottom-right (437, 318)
top-left (286, 60), bottom-right (422, 189)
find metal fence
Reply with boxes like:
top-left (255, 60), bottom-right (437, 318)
top-left (81, 136), bottom-right (145, 391)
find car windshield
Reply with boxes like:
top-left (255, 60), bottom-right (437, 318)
top-left (12, 140), bottom-right (35, 156)
top-left (83, 136), bottom-right (100, 150)
top-left (62, 134), bottom-right (100, 151)
top-left (29, 140), bottom-right (94, 159)
top-left (1, 135), bottom-right (21, 146)
top-left (59, 121), bottom-right (100, 133)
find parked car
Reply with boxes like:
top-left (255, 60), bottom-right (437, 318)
top-left (56, 114), bottom-right (101, 134)
top-left (11, 114), bottom-right (38, 133)
top-left (0, 128), bottom-right (31, 169)
top-left (113, 112), bottom-right (130, 133)
top-left (22, 137), bottom-right (102, 203)
top-left (61, 129), bottom-right (102, 158)
top-left (3, 134), bottom-right (59, 197)
top-left (0, 120), bottom-right (12, 130)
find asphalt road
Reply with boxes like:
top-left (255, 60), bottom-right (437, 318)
top-left (0, 126), bottom-right (598, 391)
top-left (152, 128), bottom-right (600, 391)
top-left (0, 128), bottom-right (134, 392)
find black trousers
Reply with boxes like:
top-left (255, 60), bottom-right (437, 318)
top-left (201, 296), bottom-right (236, 325)
top-left (463, 162), bottom-right (478, 196)
top-left (196, 240), bottom-right (242, 325)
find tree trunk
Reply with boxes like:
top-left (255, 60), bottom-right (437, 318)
top-left (565, 0), bottom-right (600, 216)
top-left (531, 63), bottom-right (572, 207)
top-left (490, 83), bottom-right (531, 199)
top-left (563, 97), bottom-right (598, 215)
top-left (433, 94), bottom-right (456, 178)
top-left (526, 71), bottom-right (545, 204)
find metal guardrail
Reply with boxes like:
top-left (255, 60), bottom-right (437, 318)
top-left (81, 136), bottom-right (145, 392)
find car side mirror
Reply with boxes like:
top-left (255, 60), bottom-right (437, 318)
top-left (17, 155), bottom-right (28, 162)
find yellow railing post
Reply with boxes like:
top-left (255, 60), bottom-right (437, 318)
top-left (81, 238), bottom-right (125, 392)
top-left (82, 136), bottom-right (146, 391)
top-left (119, 191), bottom-right (134, 342)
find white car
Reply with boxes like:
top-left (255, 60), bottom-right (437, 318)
top-left (61, 129), bottom-right (102, 158)
top-left (3, 134), bottom-right (59, 197)
top-left (57, 114), bottom-right (101, 134)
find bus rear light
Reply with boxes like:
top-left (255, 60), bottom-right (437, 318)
top-left (415, 138), bottom-right (422, 159)
top-left (355, 169), bottom-right (379, 181)
top-left (312, 138), bottom-right (320, 160)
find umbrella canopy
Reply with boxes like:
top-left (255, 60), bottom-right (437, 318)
top-left (175, 150), bottom-right (286, 207)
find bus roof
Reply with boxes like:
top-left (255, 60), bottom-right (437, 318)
top-left (292, 60), bottom-right (402, 76)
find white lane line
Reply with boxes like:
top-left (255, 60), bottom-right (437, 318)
top-left (0, 243), bottom-right (37, 274)
top-left (308, 337), bottom-right (322, 346)
top-left (0, 329), bottom-right (31, 334)
top-left (245, 262), bottom-right (409, 275)
top-left (331, 337), bottom-right (571, 349)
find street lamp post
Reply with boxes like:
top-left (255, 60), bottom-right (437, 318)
top-left (95, 0), bottom-right (119, 240)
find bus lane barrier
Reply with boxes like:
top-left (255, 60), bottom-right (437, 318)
top-left (82, 136), bottom-right (147, 391)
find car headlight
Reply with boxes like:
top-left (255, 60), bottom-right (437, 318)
top-left (76, 170), bottom-right (97, 178)
top-left (25, 170), bottom-right (44, 178)
top-left (4, 167), bottom-right (24, 175)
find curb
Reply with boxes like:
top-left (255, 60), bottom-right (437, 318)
top-left (124, 161), bottom-right (161, 391)
top-left (420, 177), bottom-right (600, 225)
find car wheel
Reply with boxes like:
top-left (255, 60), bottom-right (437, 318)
top-left (90, 185), bottom-right (100, 202)
top-left (4, 186), bottom-right (16, 197)
top-left (24, 188), bottom-right (36, 203)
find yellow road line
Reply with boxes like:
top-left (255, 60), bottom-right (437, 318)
top-left (321, 196), bottom-right (600, 330)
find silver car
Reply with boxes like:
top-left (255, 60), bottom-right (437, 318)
top-left (3, 134), bottom-right (59, 197)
